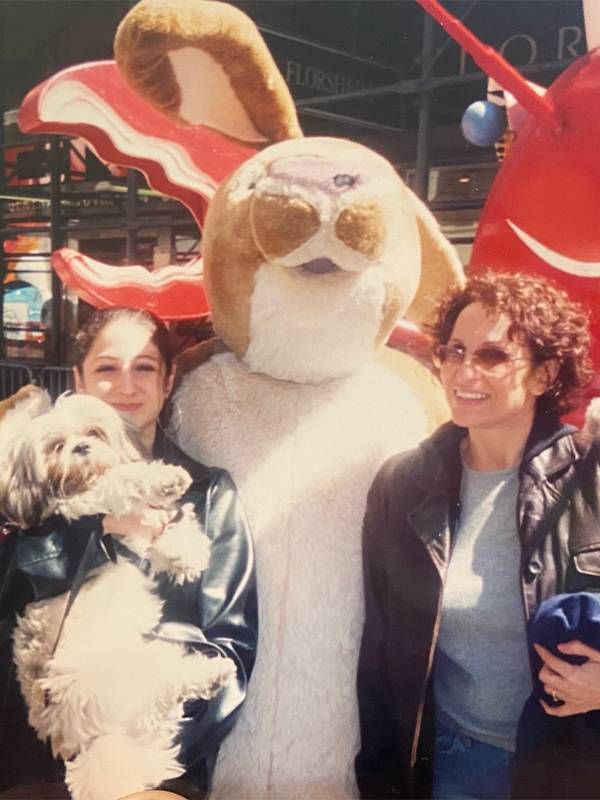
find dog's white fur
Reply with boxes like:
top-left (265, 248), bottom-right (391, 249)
top-left (0, 393), bottom-right (235, 800)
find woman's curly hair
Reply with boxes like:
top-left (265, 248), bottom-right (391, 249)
top-left (428, 271), bottom-right (593, 416)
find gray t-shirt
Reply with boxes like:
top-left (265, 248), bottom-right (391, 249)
top-left (433, 463), bottom-right (532, 752)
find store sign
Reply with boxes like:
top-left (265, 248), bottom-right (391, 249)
top-left (459, 25), bottom-right (586, 73)
top-left (262, 3), bottom-right (585, 107)
top-left (265, 34), bottom-right (399, 101)
top-left (284, 59), bottom-right (376, 97)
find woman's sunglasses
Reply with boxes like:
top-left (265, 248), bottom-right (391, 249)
top-left (433, 343), bottom-right (530, 375)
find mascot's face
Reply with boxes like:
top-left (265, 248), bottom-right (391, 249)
top-left (0, 394), bottom-right (140, 528)
top-left (204, 137), bottom-right (422, 383)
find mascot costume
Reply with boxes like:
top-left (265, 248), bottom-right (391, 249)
top-left (16, 1), bottom-right (463, 797)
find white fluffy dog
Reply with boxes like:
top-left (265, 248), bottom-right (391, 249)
top-left (0, 392), bottom-right (235, 800)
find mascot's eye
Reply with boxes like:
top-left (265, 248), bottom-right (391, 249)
top-left (248, 181), bottom-right (256, 190)
top-left (86, 428), bottom-right (104, 439)
top-left (51, 439), bottom-right (64, 454)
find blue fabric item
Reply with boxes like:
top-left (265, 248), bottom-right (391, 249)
top-left (528, 592), bottom-right (600, 703)
top-left (432, 719), bottom-right (514, 800)
top-left (513, 592), bottom-right (600, 799)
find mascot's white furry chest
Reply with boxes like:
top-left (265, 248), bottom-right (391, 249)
top-left (176, 353), bottom-right (426, 799)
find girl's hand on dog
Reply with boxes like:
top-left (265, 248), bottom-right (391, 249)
top-left (103, 508), bottom-right (174, 541)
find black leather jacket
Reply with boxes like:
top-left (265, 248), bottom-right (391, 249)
top-left (355, 414), bottom-right (600, 800)
top-left (0, 428), bottom-right (257, 797)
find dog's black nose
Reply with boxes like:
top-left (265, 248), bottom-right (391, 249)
top-left (72, 442), bottom-right (90, 456)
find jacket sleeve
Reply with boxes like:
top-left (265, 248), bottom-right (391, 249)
top-left (355, 467), bottom-right (404, 800)
top-left (159, 469), bottom-right (258, 777)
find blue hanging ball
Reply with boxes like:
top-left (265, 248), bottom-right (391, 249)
top-left (461, 101), bottom-right (506, 147)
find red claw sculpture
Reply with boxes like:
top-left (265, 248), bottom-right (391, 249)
top-left (417, 0), bottom-right (600, 420)
top-left (19, 60), bottom-right (256, 319)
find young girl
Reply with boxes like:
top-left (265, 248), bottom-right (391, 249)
top-left (0, 308), bottom-right (257, 800)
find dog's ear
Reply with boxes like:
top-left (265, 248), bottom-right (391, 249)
top-left (114, 0), bottom-right (302, 145)
top-left (0, 437), bottom-right (49, 529)
top-left (0, 389), bottom-right (52, 528)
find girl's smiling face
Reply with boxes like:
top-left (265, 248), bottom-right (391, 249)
top-left (73, 317), bottom-right (173, 449)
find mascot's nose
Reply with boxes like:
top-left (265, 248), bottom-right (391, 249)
top-left (72, 442), bottom-right (90, 456)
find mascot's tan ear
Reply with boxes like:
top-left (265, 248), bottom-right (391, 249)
top-left (403, 192), bottom-right (465, 326)
top-left (115, 0), bottom-right (302, 145)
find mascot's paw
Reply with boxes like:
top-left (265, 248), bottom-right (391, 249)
top-left (65, 733), bottom-right (184, 800)
top-left (149, 504), bottom-right (211, 583)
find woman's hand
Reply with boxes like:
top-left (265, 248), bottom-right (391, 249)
top-left (102, 508), bottom-right (175, 542)
top-left (535, 641), bottom-right (600, 716)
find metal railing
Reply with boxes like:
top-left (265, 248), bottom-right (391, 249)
top-left (0, 361), bottom-right (72, 401)
top-left (39, 366), bottom-right (73, 399)
top-left (0, 360), bottom-right (34, 400)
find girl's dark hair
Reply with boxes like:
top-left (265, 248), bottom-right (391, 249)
top-left (428, 271), bottom-right (594, 416)
top-left (73, 307), bottom-right (175, 375)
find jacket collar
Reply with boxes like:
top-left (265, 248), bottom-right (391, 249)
top-left (410, 422), bottom-right (465, 497)
top-left (520, 412), bottom-right (579, 481)
top-left (406, 413), bottom-right (580, 569)
top-left (406, 423), bottom-right (464, 571)
top-left (411, 412), bottom-right (579, 494)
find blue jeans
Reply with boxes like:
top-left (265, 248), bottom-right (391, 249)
top-left (432, 720), bottom-right (515, 800)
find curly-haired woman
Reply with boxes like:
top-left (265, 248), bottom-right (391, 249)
top-left (355, 272), bottom-right (600, 800)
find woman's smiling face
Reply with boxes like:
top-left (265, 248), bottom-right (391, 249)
top-left (439, 302), bottom-right (549, 433)
top-left (73, 317), bottom-right (173, 449)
